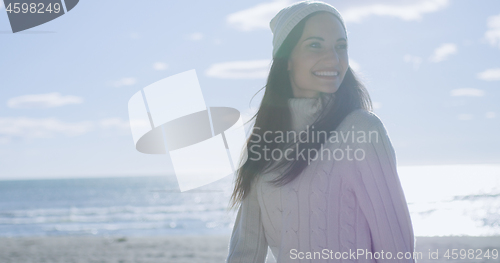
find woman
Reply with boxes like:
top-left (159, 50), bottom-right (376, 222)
top-left (226, 1), bottom-right (416, 262)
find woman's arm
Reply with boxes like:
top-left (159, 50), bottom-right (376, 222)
top-left (350, 115), bottom-right (416, 262)
top-left (226, 180), bottom-right (269, 263)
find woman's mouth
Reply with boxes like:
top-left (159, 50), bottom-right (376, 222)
top-left (313, 71), bottom-right (339, 79)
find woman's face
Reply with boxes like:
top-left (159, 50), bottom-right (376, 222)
top-left (288, 12), bottom-right (349, 98)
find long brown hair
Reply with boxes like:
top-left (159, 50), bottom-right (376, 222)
top-left (228, 11), bottom-right (372, 209)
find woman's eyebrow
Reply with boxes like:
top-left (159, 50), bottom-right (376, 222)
top-left (304, 36), bottom-right (324, 42)
top-left (303, 36), bottom-right (347, 42)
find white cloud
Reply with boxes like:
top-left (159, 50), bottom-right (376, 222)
top-left (205, 59), bottom-right (271, 79)
top-left (227, 0), bottom-right (450, 32)
top-left (188, 32), bottom-right (203, 41)
top-left (99, 118), bottom-right (131, 130)
top-left (457, 114), bottom-right (473, 121)
top-left (7, 92), bottom-right (83, 109)
top-left (153, 62), bottom-right (168, 71)
top-left (450, 88), bottom-right (484, 97)
top-left (403, 54), bottom-right (422, 70)
top-left (0, 116), bottom-right (136, 143)
top-left (485, 112), bottom-right (496, 119)
top-left (111, 77), bottom-right (137, 87)
top-left (477, 68), bottom-right (500, 81)
top-left (227, 0), bottom-right (293, 31)
top-left (485, 13), bottom-right (500, 48)
top-left (0, 117), bottom-right (95, 140)
top-left (429, 43), bottom-right (457, 63)
top-left (349, 59), bottom-right (361, 72)
top-left (342, 0), bottom-right (450, 23)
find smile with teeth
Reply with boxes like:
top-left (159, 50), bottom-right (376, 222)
top-left (313, 71), bottom-right (338, 76)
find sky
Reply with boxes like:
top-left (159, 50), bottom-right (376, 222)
top-left (0, 0), bottom-right (499, 181)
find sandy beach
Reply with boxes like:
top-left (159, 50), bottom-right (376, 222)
top-left (0, 236), bottom-right (499, 263)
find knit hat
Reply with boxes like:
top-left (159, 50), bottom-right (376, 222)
top-left (270, 1), bottom-right (347, 58)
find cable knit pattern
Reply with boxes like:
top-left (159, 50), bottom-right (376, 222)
top-left (283, 174), bottom-right (300, 258)
top-left (308, 165), bottom-right (329, 263)
top-left (226, 95), bottom-right (416, 263)
top-left (339, 179), bottom-right (356, 263)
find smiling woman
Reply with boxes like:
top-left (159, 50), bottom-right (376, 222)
top-left (226, 1), bottom-right (416, 263)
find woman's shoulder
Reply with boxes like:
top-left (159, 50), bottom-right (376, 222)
top-left (338, 108), bottom-right (384, 131)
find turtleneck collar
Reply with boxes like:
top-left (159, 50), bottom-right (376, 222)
top-left (287, 94), bottom-right (333, 133)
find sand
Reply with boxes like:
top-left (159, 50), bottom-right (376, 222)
top-left (0, 236), bottom-right (499, 263)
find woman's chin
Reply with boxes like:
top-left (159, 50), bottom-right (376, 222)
top-left (319, 87), bottom-right (339, 94)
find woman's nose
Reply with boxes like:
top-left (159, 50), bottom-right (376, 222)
top-left (323, 48), bottom-right (340, 66)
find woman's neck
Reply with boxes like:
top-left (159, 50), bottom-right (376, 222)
top-left (287, 94), bottom-right (332, 133)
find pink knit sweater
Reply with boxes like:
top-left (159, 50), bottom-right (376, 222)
top-left (226, 96), bottom-right (416, 263)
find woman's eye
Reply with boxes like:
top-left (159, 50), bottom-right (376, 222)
top-left (309, 42), bottom-right (321, 48)
top-left (337, 44), bottom-right (348, 50)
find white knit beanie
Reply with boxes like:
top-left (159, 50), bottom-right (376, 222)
top-left (270, 1), bottom-right (347, 58)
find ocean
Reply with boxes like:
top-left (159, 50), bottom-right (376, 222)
top-left (1, 164), bottom-right (499, 237)
top-left (0, 175), bottom-right (236, 237)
